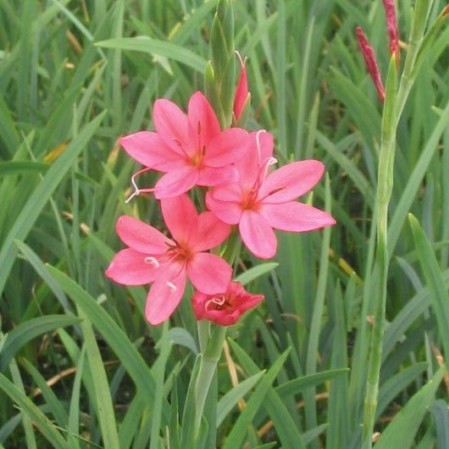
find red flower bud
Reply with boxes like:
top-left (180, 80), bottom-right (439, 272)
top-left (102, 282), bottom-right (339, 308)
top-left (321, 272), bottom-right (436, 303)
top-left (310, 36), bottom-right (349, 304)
top-left (192, 281), bottom-right (264, 326)
top-left (356, 26), bottom-right (386, 101)
top-left (382, 0), bottom-right (400, 61)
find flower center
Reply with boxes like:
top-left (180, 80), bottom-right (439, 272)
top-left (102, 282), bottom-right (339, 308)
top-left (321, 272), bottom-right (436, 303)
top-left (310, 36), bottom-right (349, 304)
top-left (190, 148), bottom-right (205, 168)
top-left (205, 295), bottom-right (232, 311)
top-left (241, 188), bottom-right (259, 211)
top-left (167, 242), bottom-right (193, 263)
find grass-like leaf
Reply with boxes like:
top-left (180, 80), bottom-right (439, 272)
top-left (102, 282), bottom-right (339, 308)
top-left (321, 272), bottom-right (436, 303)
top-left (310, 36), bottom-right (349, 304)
top-left (374, 367), bottom-right (444, 449)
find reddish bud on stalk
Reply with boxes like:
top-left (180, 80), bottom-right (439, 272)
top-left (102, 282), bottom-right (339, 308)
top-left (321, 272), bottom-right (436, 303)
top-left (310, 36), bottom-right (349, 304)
top-left (233, 52), bottom-right (250, 124)
top-left (356, 26), bottom-right (385, 102)
top-left (442, 4), bottom-right (449, 17)
top-left (382, 0), bottom-right (400, 62)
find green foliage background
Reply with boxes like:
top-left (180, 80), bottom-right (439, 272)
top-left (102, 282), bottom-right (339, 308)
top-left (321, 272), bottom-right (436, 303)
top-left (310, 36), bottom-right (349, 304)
top-left (1, 0), bottom-right (449, 448)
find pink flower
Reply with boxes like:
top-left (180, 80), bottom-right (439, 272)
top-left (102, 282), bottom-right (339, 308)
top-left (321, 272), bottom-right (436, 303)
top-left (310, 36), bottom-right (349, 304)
top-left (192, 281), bottom-right (264, 326)
top-left (356, 26), bottom-right (385, 101)
top-left (206, 131), bottom-right (335, 259)
top-left (120, 91), bottom-right (250, 199)
top-left (105, 195), bottom-right (232, 325)
top-left (233, 53), bottom-right (250, 124)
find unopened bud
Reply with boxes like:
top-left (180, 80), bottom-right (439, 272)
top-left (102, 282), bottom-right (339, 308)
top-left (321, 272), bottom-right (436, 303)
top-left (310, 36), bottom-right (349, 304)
top-left (356, 26), bottom-right (386, 102)
top-left (382, 0), bottom-right (400, 62)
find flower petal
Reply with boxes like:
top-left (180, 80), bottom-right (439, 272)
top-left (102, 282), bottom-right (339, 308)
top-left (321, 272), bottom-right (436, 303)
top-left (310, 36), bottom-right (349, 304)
top-left (187, 91), bottom-right (221, 146)
top-left (205, 128), bottom-right (250, 167)
top-left (161, 194), bottom-right (198, 244)
top-left (154, 166), bottom-right (199, 199)
top-left (235, 131), bottom-right (274, 190)
top-left (105, 249), bottom-right (160, 285)
top-left (197, 165), bottom-right (238, 187)
top-left (239, 211), bottom-right (277, 259)
top-left (189, 211), bottom-right (230, 252)
top-left (120, 132), bottom-right (160, 168)
top-left (145, 268), bottom-right (187, 325)
top-left (120, 132), bottom-right (185, 172)
top-left (206, 188), bottom-right (242, 225)
top-left (116, 216), bottom-right (171, 253)
top-left (153, 98), bottom-right (189, 148)
top-left (187, 252), bottom-right (232, 294)
top-left (260, 202), bottom-right (336, 232)
top-left (259, 160), bottom-right (325, 203)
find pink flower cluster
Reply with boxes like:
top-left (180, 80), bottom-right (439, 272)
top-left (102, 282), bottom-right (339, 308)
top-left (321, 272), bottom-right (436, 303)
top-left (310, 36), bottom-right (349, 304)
top-left (106, 60), bottom-right (335, 326)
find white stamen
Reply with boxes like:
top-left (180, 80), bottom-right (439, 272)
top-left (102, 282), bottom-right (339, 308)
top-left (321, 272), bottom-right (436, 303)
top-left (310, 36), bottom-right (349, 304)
top-left (144, 257), bottom-right (160, 267)
top-left (125, 168), bottom-right (155, 203)
top-left (166, 281), bottom-right (177, 292)
top-left (255, 130), bottom-right (267, 164)
top-left (205, 296), bottom-right (226, 311)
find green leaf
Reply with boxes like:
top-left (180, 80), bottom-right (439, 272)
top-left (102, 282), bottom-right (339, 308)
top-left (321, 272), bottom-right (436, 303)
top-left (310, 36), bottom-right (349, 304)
top-left (0, 161), bottom-right (48, 176)
top-left (0, 315), bottom-right (81, 371)
top-left (46, 265), bottom-right (169, 422)
top-left (167, 327), bottom-right (198, 354)
top-left (409, 214), bottom-right (449, 359)
top-left (235, 262), bottom-right (278, 285)
top-left (373, 367), bottom-right (444, 449)
top-left (224, 342), bottom-right (305, 449)
top-left (377, 363), bottom-right (428, 418)
top-left (0, 111), bottom-right (106, 296)
top-left (276, 368), bottom-right (349, 399)
top-left (95, 37), bottom-right (207, 73)
top-left (80, 309), bottom-right (120, 449)
top-left (0, 373), bottom-right (71, 449)
top-left (20, 358), bottom-right (69, 429)
top-left (216, 371), bottom-right (264, 427)
top-left (429, 399), bottom-right (449, 449)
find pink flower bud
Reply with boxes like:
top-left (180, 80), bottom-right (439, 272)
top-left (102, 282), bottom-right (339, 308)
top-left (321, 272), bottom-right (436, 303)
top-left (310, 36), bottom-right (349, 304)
top-left (356, 26), bottom-right (385, 101)
top-left (382, 0), bottom-right (400, 60)
top-left (192, 281), bottom-right (264, 326)
top-left (233, 52), bottom-right (250, 124)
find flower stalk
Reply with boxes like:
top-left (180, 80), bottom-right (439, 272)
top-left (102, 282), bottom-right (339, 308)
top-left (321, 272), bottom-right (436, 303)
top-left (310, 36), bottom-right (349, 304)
top-left (193, 323), bottom-right (227, 437)
top-left (361, 1), bottom-right (441, 447)
top-left (206, 0), bottom-right (235, 128)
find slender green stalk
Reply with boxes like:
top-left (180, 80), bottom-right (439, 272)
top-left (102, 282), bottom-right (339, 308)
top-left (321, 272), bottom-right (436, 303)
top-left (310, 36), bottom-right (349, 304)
top-left (361, 63), bottom-right (398, 449)
top-left (361, 1), bottom-right (437, 447)
top-left (193, 325), bottom-right (227, 437)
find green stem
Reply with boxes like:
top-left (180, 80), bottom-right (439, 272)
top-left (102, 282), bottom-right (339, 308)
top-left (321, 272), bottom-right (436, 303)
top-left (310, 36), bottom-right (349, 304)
top-left (361, 1), bottom-right (436, 447)
top-left (193, 325), bottom-right (227, 437)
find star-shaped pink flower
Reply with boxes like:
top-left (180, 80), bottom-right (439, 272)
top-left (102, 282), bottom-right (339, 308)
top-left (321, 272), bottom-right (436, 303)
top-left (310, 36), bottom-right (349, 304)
top-left (105, 195), bottom-right (232, 325)
top-left (206, 131), bottom-right (336, 259)
top-left (120, 91), bottom-right (250, 199)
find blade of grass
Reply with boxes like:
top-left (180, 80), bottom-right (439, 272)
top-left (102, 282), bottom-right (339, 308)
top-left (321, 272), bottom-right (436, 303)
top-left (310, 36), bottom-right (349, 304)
top-left (46, 265), bottom-right (169, 422)
top-left (409, 213), bottom-right (449, 359)
top-left (226, 341), bottom-right (306, 449)
top-left (0, 111), bottom-right (106, 296)
top-left (20, 358), bottom-right (69, 429)
top-left (95, 37), bottom-right (207, 73)
top-left (0, 315), bottom-right (80, 371)
top-left (216, 371), bottom-right (264, 427)
top-left (374, 367), bottom-right (444, 449)
top-left (0, 372), bottom-right (71, 449)
top-left (79, 308), bottom-right (120, 449)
